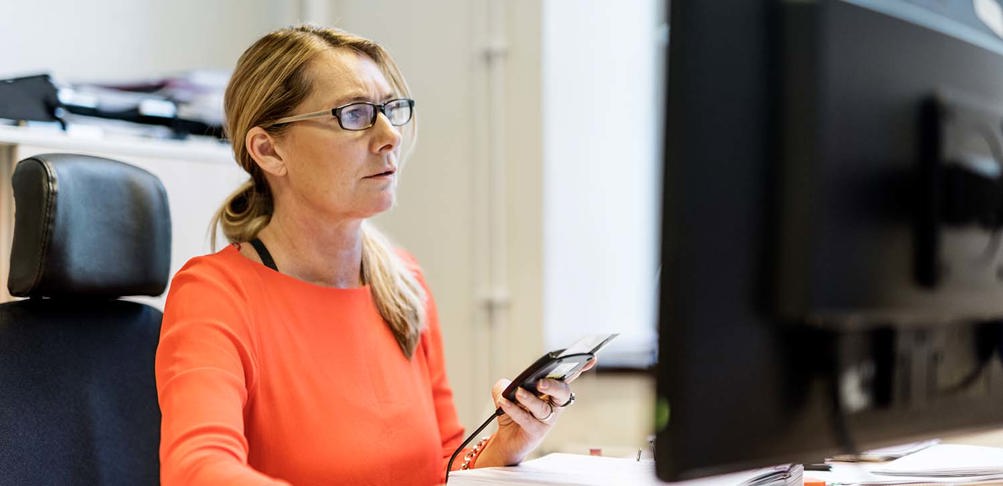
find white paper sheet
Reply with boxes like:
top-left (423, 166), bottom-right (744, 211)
top-left (447, 453), bottom-right (793, 486)
top-left (870, 444), bottom-right (1003, 477)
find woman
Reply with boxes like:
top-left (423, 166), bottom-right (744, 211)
top-left (155, 25), bottom-right (587, 485)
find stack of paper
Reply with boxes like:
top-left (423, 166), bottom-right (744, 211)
top-left (829, 439), bottom-right (940, 462)
top-left (870, 444), bottom-right (1003, 478)
top-left (447, 453), bottom-right (657, 485)
top-left (447, 453), bottom-right (801, 485)
top-left (740, 463), bottom-right (802, 486)
top-left (809, 444), bottom-right (1003, 485)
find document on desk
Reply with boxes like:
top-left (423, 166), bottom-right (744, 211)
top-left (869, 444), bottom-right (1003, 477)
top-left (447, 453), bottom-right (657, 485)
top-left (447, 453), bottom-right (799, 486)
top-left (811, 465), bottom-right (1003, 485)
top-left (829, 439), bottom-right (940, 462)
top-left (810, 444), bottom-right (1003, 485)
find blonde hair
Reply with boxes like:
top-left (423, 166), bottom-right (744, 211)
top-left (211, 25), bottom-right (426, 357)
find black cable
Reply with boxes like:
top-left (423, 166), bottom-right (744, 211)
top-left (936, 357), bottom-right (991, 395)
top-left (934, 323), bottom-right (999, 396)
top-left (443, 351), bottom-right (598, 482)
top-left (444, 407), bottom-right (504, 483)
top-left (976, 228), bottom-right (1002, 264)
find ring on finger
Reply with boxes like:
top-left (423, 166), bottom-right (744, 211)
top-left (535, 402), bottom-right (555, 423)
top-left (555, 392), bottom-right (576, 408)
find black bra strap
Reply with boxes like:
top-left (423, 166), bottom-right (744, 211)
top-left (249, 237), bottom-right (279, 271)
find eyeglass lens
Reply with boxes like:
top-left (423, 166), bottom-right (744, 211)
top-left (339, 99), bottom-right (413, 130)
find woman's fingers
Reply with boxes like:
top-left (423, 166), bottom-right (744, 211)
top-left (498, 395), bottom-right (549, 433)
top-left (536, 379), bottom-right (572, 407)
top-left (491, 379), bottom-right (512, 405)
top-left (514, 387), bottom-right (555, 422)
top-left (494, 378), bottom-right (558, 425)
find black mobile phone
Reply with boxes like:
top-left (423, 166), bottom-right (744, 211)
top-left (500, 333), bottom-right (618, 402)
top-left (501, 351), bottom-right (595, 401)
top-left (447, 334), bottom-right (618, 480)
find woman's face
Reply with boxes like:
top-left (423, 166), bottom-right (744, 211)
top-left (271, 48), bottom-right (403, 221)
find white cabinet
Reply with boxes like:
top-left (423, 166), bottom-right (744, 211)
top-left (0, 126), bottom-right (247, 308)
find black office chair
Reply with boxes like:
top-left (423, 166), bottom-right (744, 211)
top-left (0, 153), bottom-right (171, 485)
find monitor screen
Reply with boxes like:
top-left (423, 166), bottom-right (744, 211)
top-left (656, 0), bottom-right (1003, 480)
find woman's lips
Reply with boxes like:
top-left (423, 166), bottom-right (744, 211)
top-left (365, 169), bottom-right (396, 179)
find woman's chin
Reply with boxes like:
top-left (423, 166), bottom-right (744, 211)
top-left (361, 196), bottom-right (396, 218)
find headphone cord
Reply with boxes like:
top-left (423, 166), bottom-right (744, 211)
top-left (444, 407), bottom-right (504, 483)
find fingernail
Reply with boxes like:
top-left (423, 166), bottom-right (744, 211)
top-left (539, 380), bottom-right (550, 390)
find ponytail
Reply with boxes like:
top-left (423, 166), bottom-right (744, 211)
top-left (361, 223), bottom-right (427, 357)
top-left (209, 178), bottom-right (273, 250)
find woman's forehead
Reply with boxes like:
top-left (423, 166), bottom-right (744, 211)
top-left (305, 49), bottom-right (394, 106)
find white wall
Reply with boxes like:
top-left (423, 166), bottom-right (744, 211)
top-left (0, 0), bottom-right (295, 81)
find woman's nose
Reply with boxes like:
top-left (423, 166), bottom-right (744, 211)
top-left (370, 112), bottom-right (403, 153)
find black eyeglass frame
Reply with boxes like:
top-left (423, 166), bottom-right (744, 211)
top-left (268, 98), bottom-right (415, 131)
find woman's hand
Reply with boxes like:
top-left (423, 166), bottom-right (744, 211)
top-left (474, 358), bottom-right (596, 468)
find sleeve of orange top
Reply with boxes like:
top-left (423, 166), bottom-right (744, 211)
top-left (425, 285), bottom-right (470, 477)
top-left (397, 251), bottom-right (470, 481)
top-left (155, 257), bottom-right (290, 486)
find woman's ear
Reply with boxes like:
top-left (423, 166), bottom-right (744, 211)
top-left (246, 126), bottom-right (288, 176)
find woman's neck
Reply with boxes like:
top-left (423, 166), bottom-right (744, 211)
top-left (254, 209), bottom-right (365, 288)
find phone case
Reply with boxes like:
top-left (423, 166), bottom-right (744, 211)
top-left (501, 350), bottom-right (594, 401)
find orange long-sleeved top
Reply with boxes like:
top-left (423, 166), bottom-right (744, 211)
top-left (155, 244), bottom-right (466, 485)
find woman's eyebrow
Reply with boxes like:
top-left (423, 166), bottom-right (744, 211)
top-left (328, 92), bottom-right (367, 106)
top-left (328, 91), bottom-right (397, 107)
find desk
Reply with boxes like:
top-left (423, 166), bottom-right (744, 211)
top-left (447, 453), bottom-right (664, 485)
top-left (0, 125), bottom-right (246, 307)
top-left (446, 452), bottom-right (782, 485)
top-left (449, 430), bottom-right (1003, 486)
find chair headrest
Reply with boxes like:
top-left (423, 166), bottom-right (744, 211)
top-left (7, 153), bottom-right (172, 298)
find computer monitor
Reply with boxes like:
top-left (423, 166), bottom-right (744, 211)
top-left (656, 0), bottom-right (1003, 480)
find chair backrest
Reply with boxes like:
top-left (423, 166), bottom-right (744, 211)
top-left (0, 153), bottom-right (171, 485)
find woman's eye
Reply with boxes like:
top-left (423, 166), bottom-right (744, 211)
top-left (345, 107), bottom-right (366, 121)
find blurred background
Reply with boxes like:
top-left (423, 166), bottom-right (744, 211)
top-left (0, 0), bottom-right (666, 457)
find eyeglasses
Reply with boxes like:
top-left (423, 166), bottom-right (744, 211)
top-left (268, 98), bottom-right (415, 131)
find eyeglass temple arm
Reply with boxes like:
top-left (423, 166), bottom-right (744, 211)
top-left (270, 109), bottom-right (333, 126)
